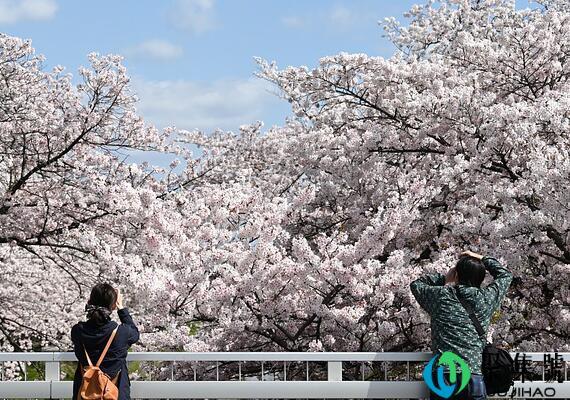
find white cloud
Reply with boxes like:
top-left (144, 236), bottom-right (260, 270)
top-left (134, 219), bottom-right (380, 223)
top-left (0, 0), bottom-right (57, 24)
top-left (282, 5), bottom-right (366, 32)
top-left (168, 0), bottom-right (216, 34)
top-left (126, 39), bottom-right (183, 61)
top-left (281, 16), bottom-right (304, 28)
top-left (329, 5), bottom-right (357, 28)
top-left (133, 77), bottom-right (284, 132)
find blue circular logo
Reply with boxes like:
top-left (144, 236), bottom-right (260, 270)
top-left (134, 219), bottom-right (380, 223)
top-left (423, 351), bottom-right (471, 398)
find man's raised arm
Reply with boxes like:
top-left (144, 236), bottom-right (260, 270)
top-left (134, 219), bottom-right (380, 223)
top-left (480, 255), bottom-right (513, 312)
top-left (410, 272), bottom-right (445, 314)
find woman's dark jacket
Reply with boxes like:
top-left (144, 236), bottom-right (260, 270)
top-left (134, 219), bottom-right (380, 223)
top-left (71, 308), bottom-right (140, 400)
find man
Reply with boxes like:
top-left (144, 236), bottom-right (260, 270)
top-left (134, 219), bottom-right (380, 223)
top-left (410, 250), bottom-right (513, 400)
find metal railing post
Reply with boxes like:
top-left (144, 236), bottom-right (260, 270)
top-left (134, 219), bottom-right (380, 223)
top-left (327, 361), bottom-right (342, 381)
top-left (45, 361), bottom-right (60, 381)
top-left (45, 352), bottom-right (60, 400)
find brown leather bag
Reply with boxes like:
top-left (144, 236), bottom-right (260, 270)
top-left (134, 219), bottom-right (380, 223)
top-left (79, 327), bottom-right (120, 400)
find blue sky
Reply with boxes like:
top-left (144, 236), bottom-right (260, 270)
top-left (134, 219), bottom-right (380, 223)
top-left (0, 0), bottom-right (427, 134)
top-left (1, 0), bottom-right (533, 136)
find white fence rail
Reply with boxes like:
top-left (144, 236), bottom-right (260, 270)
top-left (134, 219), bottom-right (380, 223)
top-left (0, 352), bottom-right (568, 399)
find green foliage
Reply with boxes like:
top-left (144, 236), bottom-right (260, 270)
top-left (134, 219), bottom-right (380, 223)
top-left (491, 310), bottom-right (502, 324)
top-left (61, 362), bottom-right (77, 380)
top-left (187, 321), bottom-right (201, 336)
top-left (24, 362), bottom-right (44, 381)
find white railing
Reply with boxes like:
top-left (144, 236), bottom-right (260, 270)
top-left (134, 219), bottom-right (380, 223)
top-left (0, 352), bottom-right (568, 399)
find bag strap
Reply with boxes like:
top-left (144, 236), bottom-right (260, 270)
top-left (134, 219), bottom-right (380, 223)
top-left (453, 286), bottom-right (489, 344)
top-left (83, 345), bottom-right (93, 367)
top-left (96, 326), bottom-right (119, 367)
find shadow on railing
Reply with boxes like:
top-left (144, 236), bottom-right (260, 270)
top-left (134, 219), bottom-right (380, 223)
top-left (0, 352), bottom-right (568, 399)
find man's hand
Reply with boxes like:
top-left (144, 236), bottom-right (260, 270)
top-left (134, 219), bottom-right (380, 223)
top-left (459, 250), bottom-right (483, 260)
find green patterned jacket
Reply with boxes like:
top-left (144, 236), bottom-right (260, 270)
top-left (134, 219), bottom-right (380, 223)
top-left (410, 256), bottom-right (513, 374)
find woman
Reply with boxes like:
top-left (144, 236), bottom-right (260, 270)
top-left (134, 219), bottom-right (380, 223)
top-left (71, 283), bottom-right (140, 400)
top-left (410, 250), bottom-right (513, 400)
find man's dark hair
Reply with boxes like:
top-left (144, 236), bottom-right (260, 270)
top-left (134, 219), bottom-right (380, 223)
top-left (456, 256), bottom-right (486, 288)
top-left (87, 283), bottom-right (117, 325)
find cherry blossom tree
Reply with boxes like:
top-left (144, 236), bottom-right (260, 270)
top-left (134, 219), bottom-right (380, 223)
top-left (0, 33), bottom-right (169, 353)
top-left (161, 0), bottom-right (570, 358)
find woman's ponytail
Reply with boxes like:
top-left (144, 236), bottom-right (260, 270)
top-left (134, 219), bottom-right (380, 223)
top-left (86, 283), bottom-right (117, 325)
